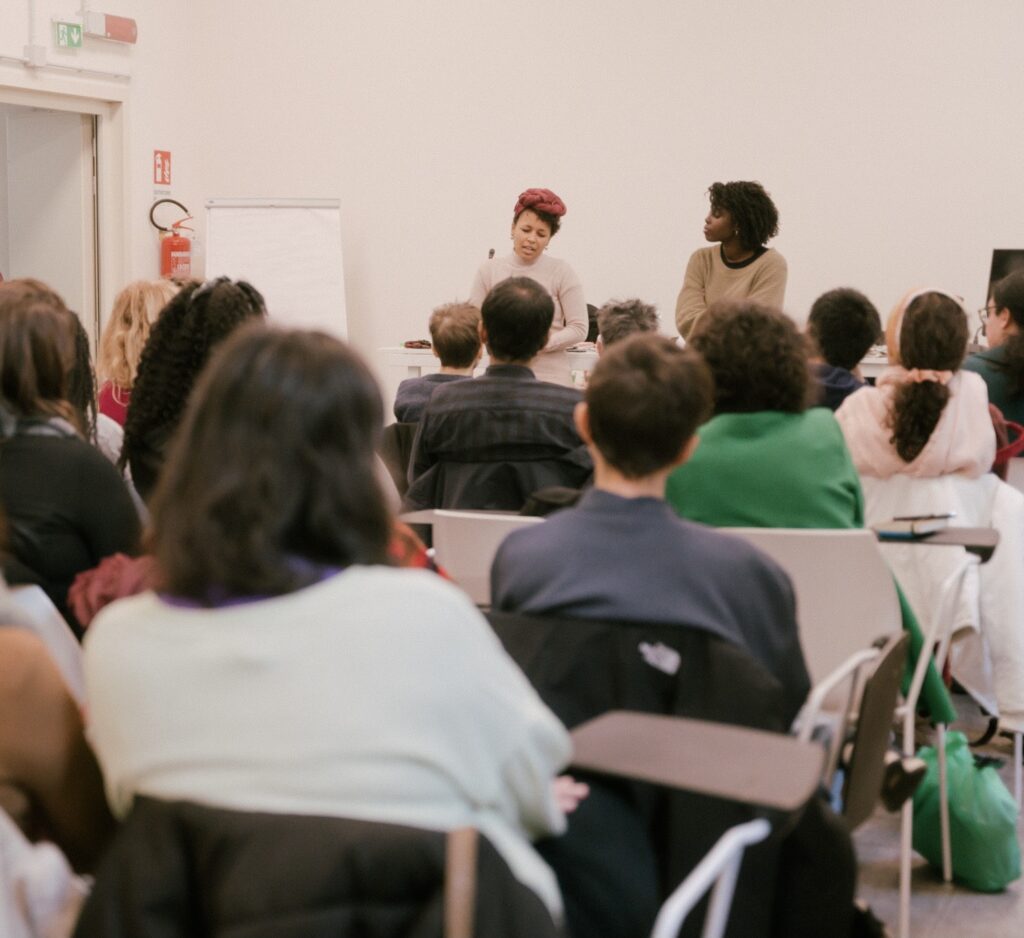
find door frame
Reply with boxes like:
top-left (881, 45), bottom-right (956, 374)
top-left (0, 78), bottom-right (127, 341)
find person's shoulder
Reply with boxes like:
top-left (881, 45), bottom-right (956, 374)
top-left (0, 628), bottom-right (52, 687)
top-left (802, 405), bottom-right (845, 433)
top-left (531, 377), bottom-right (583, 401)
top-left (325, 565), bottom-right (484, 627)
top-left (689, 246), bottom-right (716, 267)
top-left (396, 375), bottom-right (427, 391)
top-left (760, 246), bottom-right (787, 270)
top-left (327, 563), bottom-right (456, 597)
top-left (961, 352), bottom-right (987, 376)
top-left (88, 590), bottom-right (161, 636)
top-left (422, 375), bottom-right (479, 407)
top-left (541, 254), bottom-right (579, 278)
top-left (960, 354), bottom-right (1000, 381)
top-left (955, 368), bottom-right (992, 398)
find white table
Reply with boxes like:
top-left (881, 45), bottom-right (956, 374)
top-left (376, 346), bottom-right (600, 417)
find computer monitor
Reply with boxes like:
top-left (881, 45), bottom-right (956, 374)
top-left (987, 249), bottom-right (1024, 300)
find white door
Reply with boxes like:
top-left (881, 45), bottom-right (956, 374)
top-left (0, 104), bottom-right (98, 339)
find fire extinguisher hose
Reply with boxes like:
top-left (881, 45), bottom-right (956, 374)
top-left (149, 198), bottom-right (191, 232)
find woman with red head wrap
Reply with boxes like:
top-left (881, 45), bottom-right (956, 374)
top-left (469, 188), bottom-right (588, 386)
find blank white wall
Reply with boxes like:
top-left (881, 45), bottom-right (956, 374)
top-left (5, 1), bottom-right (1024, 369)
top-left (175, 0), bottom-right (1024, 370)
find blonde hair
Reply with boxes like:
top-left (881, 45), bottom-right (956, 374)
top-left (97, 279), bottom-right (178, 387)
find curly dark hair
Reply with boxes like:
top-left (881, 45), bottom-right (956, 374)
top-left (121, 277), bottom-right (266, 500)
top-left (992, 271), bottom-right (1024, 395)
top-left (689, 300), bottom-right (813, 414)
top-left (708, 181), bottom-right (780, 250)
top-left (150, 325), bottom-right (390, 602)
top-left (807, 288), bottom-right (882, 371)
top-left (888, 292), bottom-right (968, 463)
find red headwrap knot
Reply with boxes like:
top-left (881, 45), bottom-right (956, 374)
top-left (514, 188), bottom-right (567, 219)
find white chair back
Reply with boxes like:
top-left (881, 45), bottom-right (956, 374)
top-left (431, 510), bottom-right (544, 606)
top-left (726, 529), bottom-right (902, 689)
top-left (6, 586), bottom-right (85, 705)
top-left (650, 817), bottom-right (771, 938)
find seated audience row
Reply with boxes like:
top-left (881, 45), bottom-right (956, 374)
top-left (664, 300), bottom-right (956, 723)
top-left (0, 281), bottom-right (140, 634)
top-left (3, 263), bottom-right (1018, 938)
top-left (404, 278), bottom-right (592, 511)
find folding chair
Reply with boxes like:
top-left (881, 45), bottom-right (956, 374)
top-left (650, 818), bottom-right (771, 938)
top-left (429, 509), bottom-right (543, 605)
top-left (727, 529), bottom-right (946, 938)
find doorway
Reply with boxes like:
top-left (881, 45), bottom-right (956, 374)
top-left (0, 102), bottom-right (99, 338)
top-left (0, 81), bottom-right (126, 347)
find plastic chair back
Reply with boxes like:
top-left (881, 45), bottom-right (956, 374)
top-left (432, 510), bottom-right (543, 605)
top-left (842, 632), bottom-right (909, 830)
top-left (650, 818), bottom-right (771, 938)
top-left (726, 529), bottom-right (902, 690)
top-left (380, 422), bottom-right (418, 497)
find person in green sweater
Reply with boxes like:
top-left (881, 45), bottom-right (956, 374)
top-left (665, 299), bottom-right (955, 724)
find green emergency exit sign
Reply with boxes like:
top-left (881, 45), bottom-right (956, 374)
top-left (54, 22), bottom-right (83, 48)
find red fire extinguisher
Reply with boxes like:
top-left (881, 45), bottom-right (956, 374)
top-left (149, 199), bottom-right (193, 279)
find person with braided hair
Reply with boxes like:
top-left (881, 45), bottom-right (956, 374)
top-left (469, 188), bottom-right (588, 386)
top-left (120, 277), bottom-right (266, 502)
top-left (675, 180), bottom-right (787, 339)
top-left (837, 294), bottom-right (1024, 725)
top-left (964, 271), bottom-right (1024, 424)
top-left (836, 290), bottom-right (994, 478)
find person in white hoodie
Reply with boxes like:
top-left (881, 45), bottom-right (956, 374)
top-left (84, 325), bottom-right (580, 920)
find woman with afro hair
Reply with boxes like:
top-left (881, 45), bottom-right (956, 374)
top-left (675, 180), bottom-right (787, 339)
top-left (469, 188), bottom-right (588, 387)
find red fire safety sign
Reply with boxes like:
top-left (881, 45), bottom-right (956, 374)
top-left (153, 150), bottom-right (171, 186)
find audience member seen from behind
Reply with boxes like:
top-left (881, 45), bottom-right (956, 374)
top-left (84, 325), bottom-right (579, 919)
top-left (666, 300), bottom-right (861, 527)
top-left (97, 279), bottom-right (179, 426)
top-left (0, 281), bottom-right (140, 633)
top-left (665, 299), bottom-right (955, 725)
top-left (469, 188), bottom-right (588, 386)
top-left (675, 181), bottom-right (787, 339)
top-left (806, 287), bottom-right (882, 411)
top-left (0, 627), bottom-right (115, 873)
top-left (836, 291), bottom-right (1020, 722)
top-left (493, 333), bottom-right (809, 716)
top-left (964, 271), bottom-right (1024, 423)
top-left (404, 277), bottom-right (591, 511)
top-left (595, 298), bottom-right (659, 353)
top-left (836, 290), bottom-right (994, 481)
top-left (492, 334), bottom-right (814, 938)
top-left (393, 302), bottom-right (481, 423)
top-left (120, 277), bottom-right (266, 502)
